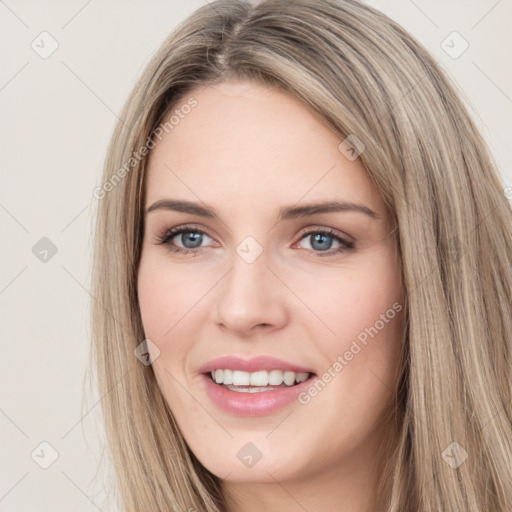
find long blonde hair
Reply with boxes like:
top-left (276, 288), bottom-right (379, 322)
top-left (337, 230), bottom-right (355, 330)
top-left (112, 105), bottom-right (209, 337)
top-left (90, 0), bottom-right (512, 510)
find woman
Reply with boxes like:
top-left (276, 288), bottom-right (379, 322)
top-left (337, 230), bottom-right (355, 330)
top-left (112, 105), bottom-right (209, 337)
top-left (91, 0), bottom-right (512, 510)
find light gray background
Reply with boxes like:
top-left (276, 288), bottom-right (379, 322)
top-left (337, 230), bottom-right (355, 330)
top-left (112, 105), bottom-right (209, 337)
top-left (1, 1), bottom-right (511, 510)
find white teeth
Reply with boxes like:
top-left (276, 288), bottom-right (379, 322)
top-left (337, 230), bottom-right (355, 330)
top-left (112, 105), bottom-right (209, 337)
top-left (210, 369), bottom-right (310, 387)
top-left (268, 369), bottom-right (284, 385)
top-left (283, 371), bottom-right (296, 386)
top-left (295, 372), bottom-right (309, 383)
top-left (226, 385), bottom-right (276, 393)
top-left (223, 369), bottom-right (233, 385)
top-left (250, 371), bottom-right (268, 386)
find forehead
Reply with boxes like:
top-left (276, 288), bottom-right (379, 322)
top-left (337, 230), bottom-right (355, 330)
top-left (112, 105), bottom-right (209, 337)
top-left (145, 80), bottom-right (385, 218)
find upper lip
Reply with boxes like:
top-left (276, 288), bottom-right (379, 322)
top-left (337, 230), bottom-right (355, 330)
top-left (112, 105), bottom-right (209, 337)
top-left (198, 355), bottom-right (315, 375)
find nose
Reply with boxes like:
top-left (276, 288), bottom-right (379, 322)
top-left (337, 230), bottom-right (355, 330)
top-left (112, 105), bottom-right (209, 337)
top-left (212, 247), bottom-right (289, 338)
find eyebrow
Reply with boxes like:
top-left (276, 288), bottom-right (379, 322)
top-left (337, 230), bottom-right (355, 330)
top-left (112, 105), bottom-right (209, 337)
top-left (145, 199), bottom-right (382, 221)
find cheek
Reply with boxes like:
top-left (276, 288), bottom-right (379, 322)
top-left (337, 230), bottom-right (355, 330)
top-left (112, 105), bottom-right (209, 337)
top-left (296, 249), bottom-right (403, 356)
top-left (137, 260), bottom-right (169, 340)
top-left (293, 245), bottom-right (404, 413)
top-left (137, 255), bottom-right (209, 340)
top-left (294, 263), bottom-right (404, 448)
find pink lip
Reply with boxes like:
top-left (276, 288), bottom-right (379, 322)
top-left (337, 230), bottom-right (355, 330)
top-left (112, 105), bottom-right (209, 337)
top-left (200, 373), bottom-right (316, 416)
top-left (198, 355), bottom-right (314, 374)
top-left (198, 355), bottom-right (317, 416)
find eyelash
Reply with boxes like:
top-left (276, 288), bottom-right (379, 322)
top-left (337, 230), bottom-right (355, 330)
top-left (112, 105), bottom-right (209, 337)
top-left (154, 224), bottom-right (355, 257)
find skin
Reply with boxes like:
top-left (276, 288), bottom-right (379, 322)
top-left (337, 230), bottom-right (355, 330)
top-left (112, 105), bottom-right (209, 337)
top-left (137, 79), bottom-right (405, 512)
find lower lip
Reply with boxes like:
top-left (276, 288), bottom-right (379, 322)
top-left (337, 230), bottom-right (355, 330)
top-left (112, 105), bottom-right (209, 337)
top-left (200, 373), bottom-right (316, 416)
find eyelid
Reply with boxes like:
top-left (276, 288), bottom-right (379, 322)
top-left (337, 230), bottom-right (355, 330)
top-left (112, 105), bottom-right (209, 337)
top-left (295, 224), bottom-right (354, 243)
top-left (155, 223), bottom-right (352, 241)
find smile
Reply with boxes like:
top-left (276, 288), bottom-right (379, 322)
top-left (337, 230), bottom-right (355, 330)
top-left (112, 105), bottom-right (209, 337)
top-left (198, 355), bottom-right (317, 415)
top-left (210, 369), bottom-right (311, 388)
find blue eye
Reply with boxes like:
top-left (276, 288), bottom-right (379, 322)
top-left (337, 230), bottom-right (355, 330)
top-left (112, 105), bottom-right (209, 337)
top-left (156, 227), bottom-right (213, 254)
top-left (155, 225), bottom-right (355, 256)
top-left (295, 228), bottom-right (355, 256)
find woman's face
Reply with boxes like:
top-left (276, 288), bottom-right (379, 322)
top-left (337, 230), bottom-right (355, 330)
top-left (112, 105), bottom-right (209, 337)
top-left (137, 79), bottom-right (404, 486)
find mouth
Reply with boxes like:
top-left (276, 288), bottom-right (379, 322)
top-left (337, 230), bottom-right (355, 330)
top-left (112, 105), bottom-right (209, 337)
top-left (198, 355), bottom-right (317, 415)
top-left (205, 369), bottom-right (314, 393)
top-left (200, 368), bottom-right (317, 416)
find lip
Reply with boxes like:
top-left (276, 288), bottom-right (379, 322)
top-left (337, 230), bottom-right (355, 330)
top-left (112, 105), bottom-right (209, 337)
top-left (200, 372), bottom-right (317, 416)
top-left (198, 355), bottom-right (317, 416)
top-left (198, 355), bottom-right (314, 374)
